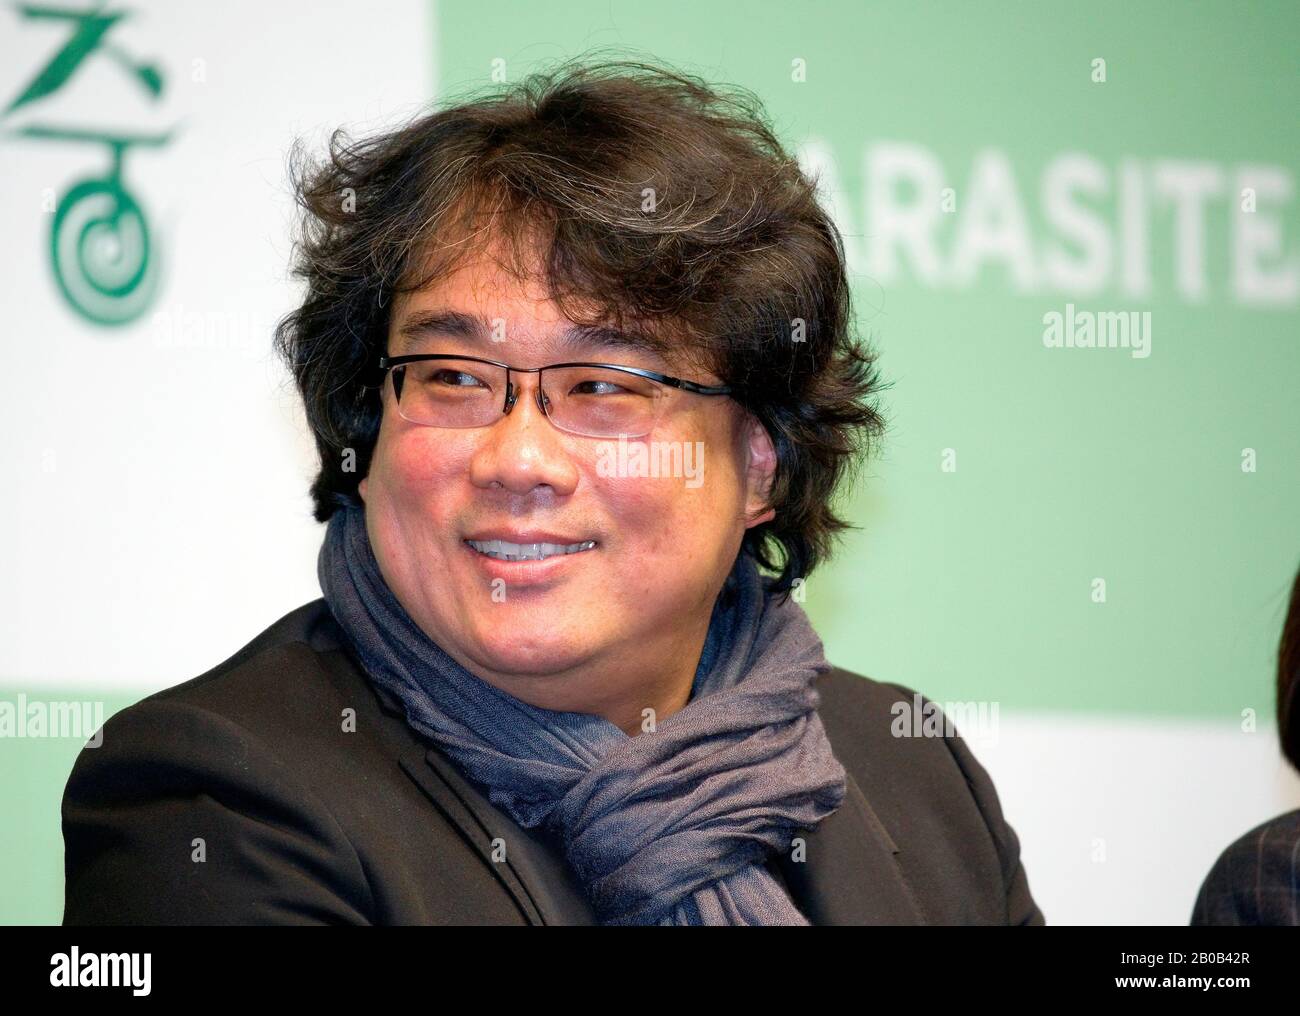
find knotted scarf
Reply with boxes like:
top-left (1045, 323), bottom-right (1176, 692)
top-left (317, 503), bottom-right (846, 924)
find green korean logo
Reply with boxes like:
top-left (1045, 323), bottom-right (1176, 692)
top-left (3, 3), bottom-right (174, 327)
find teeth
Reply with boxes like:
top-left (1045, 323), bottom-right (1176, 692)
top-left (466, 539), bottom-right (597, 561)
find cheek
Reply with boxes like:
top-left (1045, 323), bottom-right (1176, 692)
top-left (602, 440), bottom-right (745, 557)
top-left (372, 425), bottom-right (466, 502)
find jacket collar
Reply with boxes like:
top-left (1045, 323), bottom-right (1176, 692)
top-left (375, 677), bottom-right (924, 925)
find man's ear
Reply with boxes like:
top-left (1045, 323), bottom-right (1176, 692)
top-left (358, 475), bottom-right (369, 502)
top-left (742, 413), bottom-right (776, 529)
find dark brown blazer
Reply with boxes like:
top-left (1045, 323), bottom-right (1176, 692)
top-left (61, 598), bottom-right (1045, 925)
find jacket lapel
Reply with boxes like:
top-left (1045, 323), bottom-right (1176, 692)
top-left (398, 740), bottom-right (599, 925)
top-left (367, 671), bottom-right (595, 925)
top-left (774, 770), bottom-right (927, 924)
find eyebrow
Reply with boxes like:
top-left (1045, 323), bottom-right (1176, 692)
top-left (394, 308), bottom-right (672, 364)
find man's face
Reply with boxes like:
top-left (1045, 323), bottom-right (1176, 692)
top-left (358, 233), bottom-right (775, 713)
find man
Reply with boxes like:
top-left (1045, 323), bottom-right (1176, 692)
top-left (62, 58), bottom-right (1043, 925)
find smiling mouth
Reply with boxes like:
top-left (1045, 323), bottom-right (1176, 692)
top-left (464, 539), bottom-right (597, 562)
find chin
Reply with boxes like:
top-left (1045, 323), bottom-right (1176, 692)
top-left (466, 622), bottom-right (591, 677)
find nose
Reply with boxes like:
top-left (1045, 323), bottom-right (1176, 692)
top-left (467, 371), bottom-right (580, 497)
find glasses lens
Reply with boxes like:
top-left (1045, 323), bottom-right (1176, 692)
top-left (543, 365), bottom-right (664, 438)
top-left (393, 358), bottom-right (503, 428)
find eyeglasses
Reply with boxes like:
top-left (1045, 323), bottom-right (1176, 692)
top-left (376, 353), bottom-right (733, 439)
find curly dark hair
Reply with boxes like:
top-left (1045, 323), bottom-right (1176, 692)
top-left (273, 56), bottom-right (887, 596)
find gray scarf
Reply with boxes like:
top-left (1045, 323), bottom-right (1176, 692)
top-left (317, 503), bottom-right (846, 925)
